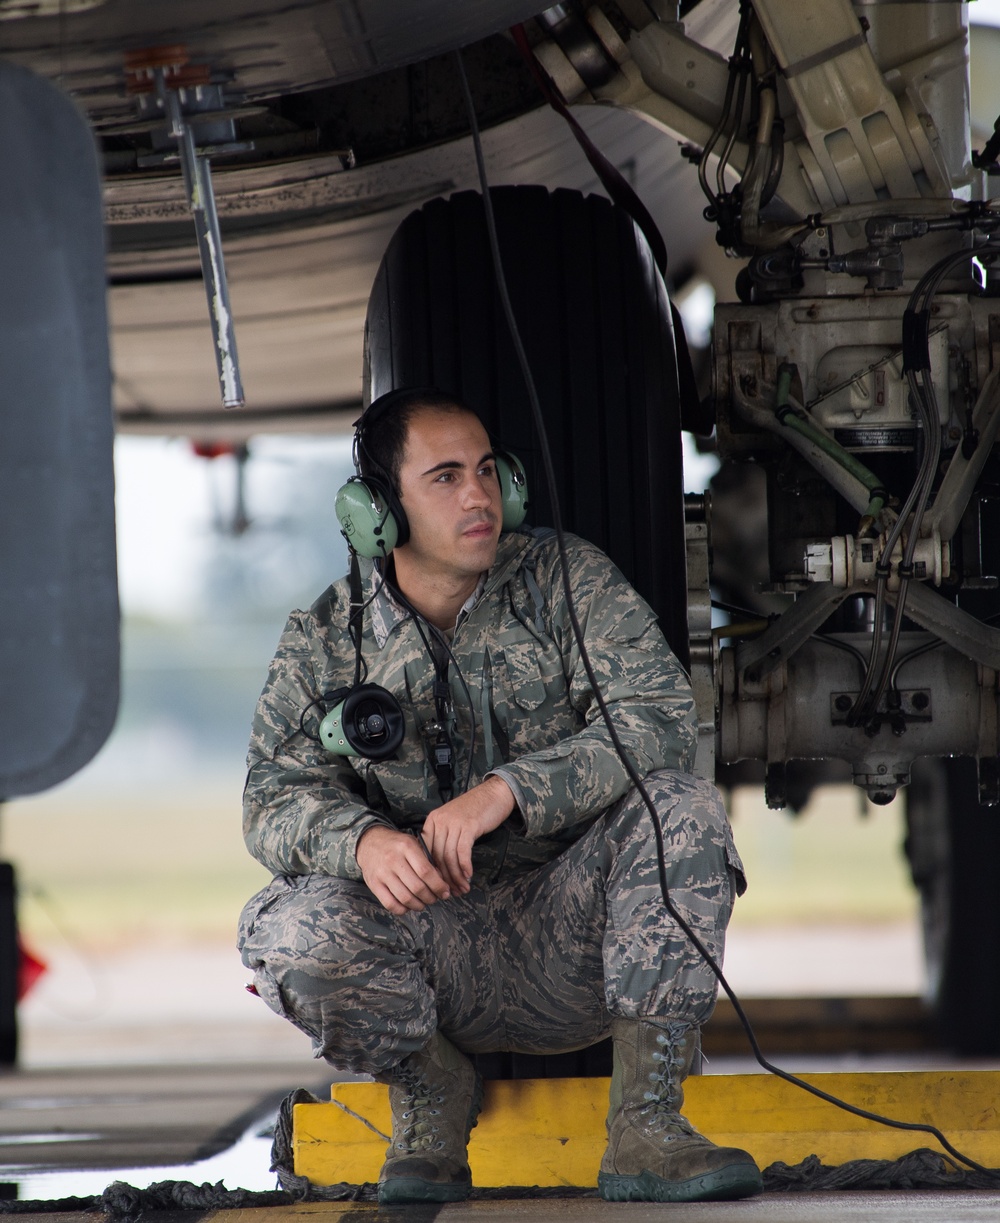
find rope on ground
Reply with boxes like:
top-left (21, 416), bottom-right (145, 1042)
top-left (269, 1086), bottom-right (324, 1197)
top-left (762, 1148), bottom-right (1000, 1192)
top-left (0, 1183), bottom-right (297, 1218)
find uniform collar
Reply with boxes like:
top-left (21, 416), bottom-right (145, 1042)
top-left (361, 530), bottom-right (534, 649)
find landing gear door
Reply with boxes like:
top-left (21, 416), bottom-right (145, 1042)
top-left (0, 62), bottom-right (119, 797)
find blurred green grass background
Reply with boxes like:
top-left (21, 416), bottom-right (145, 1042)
top-left (5, 783), bottom-right (269, 949)
top-left (728, 784), bottom-right (916, 926)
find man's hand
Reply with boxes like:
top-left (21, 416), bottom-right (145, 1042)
top-left (356, 825), bottom-right (452, 915)
top-left (422, 775), bottom-right (516, 894)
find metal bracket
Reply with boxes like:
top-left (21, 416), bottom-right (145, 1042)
top-left (890, 582), bottom-right (1000, 671)
top-left (926, 364), bottom-right (1000, 543)
top-left (830, 689), bottom-right (932, 726)
top-left (735, 581), bottom-right (866, 681)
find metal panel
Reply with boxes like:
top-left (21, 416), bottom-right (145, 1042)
top-left (0, 1), bottom-right (547, 108)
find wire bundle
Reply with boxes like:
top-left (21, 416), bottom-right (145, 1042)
top-left (849, 247), bottom-right (1000, 727)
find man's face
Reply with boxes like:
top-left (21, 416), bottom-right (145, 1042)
top-left (394, 407), bottom-right (502, 584)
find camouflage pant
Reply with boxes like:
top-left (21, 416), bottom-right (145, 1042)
top-left (238, 771), bottom-right (744, 1075)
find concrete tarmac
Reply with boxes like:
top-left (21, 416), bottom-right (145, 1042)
top-left (10, 1192), bottom-right (1000, 1222)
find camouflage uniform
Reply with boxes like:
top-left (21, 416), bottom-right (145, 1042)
top-left (239, 529), bottom-right (745, 1072)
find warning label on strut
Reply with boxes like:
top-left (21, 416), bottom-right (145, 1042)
top-left (832, 427), bottom-right (914, 451)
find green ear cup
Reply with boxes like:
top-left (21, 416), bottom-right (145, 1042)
top-left (496, 452), bottom-right (528, 531)
top-left (337, 455), bottom-right (525, 552)
top-left (319, 683), bottom-right (406, 760)
top-left (335, 477), bottom-right (400, 557)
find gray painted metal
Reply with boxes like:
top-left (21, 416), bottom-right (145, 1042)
top-left (0, 61), bottom-right (119, 797)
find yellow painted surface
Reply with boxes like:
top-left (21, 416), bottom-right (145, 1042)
top-left (293, 1071), bottom-right (1000, 1187)
top-left (294, 1077), bottom-right (608, 1187)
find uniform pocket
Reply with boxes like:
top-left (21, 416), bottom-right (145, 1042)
top-left (501, 638), bottom-right (549, 710)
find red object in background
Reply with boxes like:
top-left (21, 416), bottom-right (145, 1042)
top-left (18, 939), bottom-right (47, 1001)
top-left (191, 441), bottom-right (237, 460)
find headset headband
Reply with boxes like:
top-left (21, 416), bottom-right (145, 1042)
top-left (354, 386), bottom-right (474, 472)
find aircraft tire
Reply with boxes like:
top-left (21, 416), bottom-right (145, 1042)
top-left (364, 184), bottom-right (689, 665)
top-left (365, 185), bottom-right (689, 1078)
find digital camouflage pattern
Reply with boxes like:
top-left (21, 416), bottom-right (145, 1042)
top-left (239, 528), bottom-right (744, 1071)
top-left (243, 529), bottom-right (698, 882)
top-left (239, 770), bottom-right (744, 1073)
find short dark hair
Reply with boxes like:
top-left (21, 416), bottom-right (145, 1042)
top-left (358, 388), bottom-right (478, 493)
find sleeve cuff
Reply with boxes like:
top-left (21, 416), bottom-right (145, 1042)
top-left (487, 768), bottom-right (528, 834)
top-left (338, 814), bottom-right (394, 880)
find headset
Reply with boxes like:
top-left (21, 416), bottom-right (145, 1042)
top-left (334, 386), bottom-right (530, 558)
top-left (318, 681), bottom-right (406, 761)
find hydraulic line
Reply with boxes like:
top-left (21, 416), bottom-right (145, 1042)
top-left (734, 381), bottom-right (879, 514)
top-left (697, 2), bottom-right (752, 211)
top-left (850, 245), bottom-right (1000, 724)
top-left (715, 33), bottom-right (751, 199)
top-left (860, 366), bottom-right (942, 717)
top-left (774, 365), bottom-right (887, 530)
top-left (712, 618), bottom-right (769, 642)
top-left (740, 16), bottom-right (777, 245)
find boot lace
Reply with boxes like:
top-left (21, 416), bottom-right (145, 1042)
top-left (640, 1023), bottom-right (697, 1142)
top-left (394, 1069), bottom-right (446, 1153)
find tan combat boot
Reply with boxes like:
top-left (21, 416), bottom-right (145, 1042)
top-left (598, 1018), bottom-right (763, 1202)
top-left (374, 1031), bottom-right (483, 1204)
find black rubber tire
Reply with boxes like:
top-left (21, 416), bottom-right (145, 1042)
top-left (364, 185), bottom-right (689, 665)
top-left (906, 756), bottom-right (1000, 1055)
top-left (365, 186), bottom-right (688, 1079)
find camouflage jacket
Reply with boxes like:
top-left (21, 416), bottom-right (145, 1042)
top-left (243, 529), bottom-right (697, 884)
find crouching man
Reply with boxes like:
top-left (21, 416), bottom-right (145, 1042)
top-left (238, 388), bottom-right (761, 1204)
